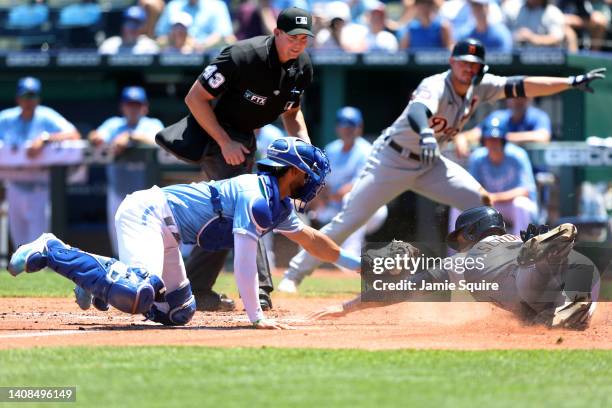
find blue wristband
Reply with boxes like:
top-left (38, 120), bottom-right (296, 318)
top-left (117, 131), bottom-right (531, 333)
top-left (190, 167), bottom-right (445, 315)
top-left (335, 250), bottom-right (361, 270)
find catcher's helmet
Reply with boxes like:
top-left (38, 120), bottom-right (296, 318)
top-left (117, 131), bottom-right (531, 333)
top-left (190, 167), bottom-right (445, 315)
top-left (257, 137), bottom-right (331, 212)
top-left (447, 206), bottom-right (506, 250)
top-left (451, 38), bottom-right (486, 65)
top-left (480, 116), bottom-right (507, 146)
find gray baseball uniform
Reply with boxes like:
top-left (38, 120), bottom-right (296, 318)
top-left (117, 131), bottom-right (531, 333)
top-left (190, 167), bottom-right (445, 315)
top-left (429, 233), bottom-right (599, 326)
top-left (285, 71), bottom-right (508, 283)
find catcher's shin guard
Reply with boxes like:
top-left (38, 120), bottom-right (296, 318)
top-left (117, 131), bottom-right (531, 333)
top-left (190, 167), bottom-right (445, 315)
top-left (44, 239), bottom-right (165, 314)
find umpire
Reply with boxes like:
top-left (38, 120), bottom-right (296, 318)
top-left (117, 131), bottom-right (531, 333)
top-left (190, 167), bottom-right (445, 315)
top-left (182, 7), bottom-right (314, 311)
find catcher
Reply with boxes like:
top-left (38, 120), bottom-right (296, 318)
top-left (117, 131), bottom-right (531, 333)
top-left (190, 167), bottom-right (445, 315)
top-left (8, 138), bottom-right (361, 329)
top-left (312, 206), bottom-right (599, 330)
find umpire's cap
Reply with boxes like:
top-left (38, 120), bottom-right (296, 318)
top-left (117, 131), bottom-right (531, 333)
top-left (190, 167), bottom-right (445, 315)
top-left (447, 206), bottom-right (506, 250)
top-left (277, 7), bottom-right (314, 37)
top-left (451, 38), bottom-right (486, 65)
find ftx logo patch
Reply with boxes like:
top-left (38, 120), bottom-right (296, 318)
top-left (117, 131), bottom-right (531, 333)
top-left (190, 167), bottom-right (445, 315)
top-left (244, 90), bottom-right (267, 105)
top-left (295, 16), bottom-right (307, 25)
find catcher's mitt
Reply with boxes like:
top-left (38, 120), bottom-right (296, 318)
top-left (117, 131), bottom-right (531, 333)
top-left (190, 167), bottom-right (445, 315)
top-left (362, 239), bottom-right (420, 276)
top-left (517, 223), bottom-right (577, 267)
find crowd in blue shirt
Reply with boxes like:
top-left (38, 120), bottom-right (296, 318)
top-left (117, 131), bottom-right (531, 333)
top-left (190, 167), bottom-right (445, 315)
top-left (3, 1), bottom-right (610, 52)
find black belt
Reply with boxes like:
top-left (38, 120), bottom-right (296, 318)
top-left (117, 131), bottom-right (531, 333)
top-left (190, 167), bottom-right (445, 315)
top-left (387, 138), bottom-right (421, 162)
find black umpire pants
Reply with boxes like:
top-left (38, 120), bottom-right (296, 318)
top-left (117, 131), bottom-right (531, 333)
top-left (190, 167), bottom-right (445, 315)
top-left (186, 152), bottom-right (274, 298)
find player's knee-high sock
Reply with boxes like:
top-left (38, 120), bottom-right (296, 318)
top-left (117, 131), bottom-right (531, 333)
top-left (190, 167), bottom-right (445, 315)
top-left (40, 239), bottom-right (165, 314)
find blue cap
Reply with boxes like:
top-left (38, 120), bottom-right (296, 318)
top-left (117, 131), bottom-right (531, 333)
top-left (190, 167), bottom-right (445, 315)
top-left (121, 86), bottom-right (147, 103)
top-left (123, 6), bottom-right (146, 23)
top-left (336, 106), bottom-right (363, 127)
top-left (481, 116), bottom-right (507, 140)
top-left (16, 77), bottom-right (41, 96)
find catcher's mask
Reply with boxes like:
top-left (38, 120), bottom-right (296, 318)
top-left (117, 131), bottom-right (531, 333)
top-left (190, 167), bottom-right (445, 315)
top-left (257, 137), bottom-right (331, 213)
top-left (447, 206), bottom-right (506, 250)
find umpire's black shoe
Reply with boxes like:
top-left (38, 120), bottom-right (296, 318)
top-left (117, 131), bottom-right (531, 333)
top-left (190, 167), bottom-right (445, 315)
top-left (259, 293), bottom-right (272, 311)
top-left (195, 291), bottom-right (236, 312)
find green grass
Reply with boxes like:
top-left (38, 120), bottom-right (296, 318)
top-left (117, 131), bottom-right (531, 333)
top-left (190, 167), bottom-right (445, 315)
top-left (0, 347), bottom-right (609, 408)
top-left (3, 268), bottom-right (610, 300)
top-left (0, 269), bottom-right (360, 298)
top-left (0, 270), bottom-right (75, 297)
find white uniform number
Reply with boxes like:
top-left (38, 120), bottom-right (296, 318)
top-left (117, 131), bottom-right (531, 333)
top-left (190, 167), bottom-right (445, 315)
top-left (203, 65), bottom-right (225, 89)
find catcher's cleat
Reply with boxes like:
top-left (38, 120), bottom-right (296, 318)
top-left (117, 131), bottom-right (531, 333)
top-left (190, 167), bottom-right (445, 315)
top-left (8, 233), bottom-right (57, 276)
top-left (195, 291), bottom-right (236, 312)
top-left (74, 286), bottom-right (110, 311)
top-left (74, 286), bottom-right (93, 310)
top-left (517, 223), bottom-right (577, 266)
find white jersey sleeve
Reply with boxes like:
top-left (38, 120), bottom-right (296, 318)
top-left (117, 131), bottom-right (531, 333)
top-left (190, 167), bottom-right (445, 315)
top-left (233, 233), bottom-right (265, 323)
top-left (475, 73), bottom-right (507, 105)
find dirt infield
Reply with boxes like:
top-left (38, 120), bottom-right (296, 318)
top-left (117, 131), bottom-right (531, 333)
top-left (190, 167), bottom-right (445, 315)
top-left (0, 295), bottom-right (610, 350)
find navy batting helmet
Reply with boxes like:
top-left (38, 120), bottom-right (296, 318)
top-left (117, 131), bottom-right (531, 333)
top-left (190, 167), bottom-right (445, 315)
top-left (447, 206), bottom-right (506, 250)
top-left (451, 38), bottom-right (486, 65)
top-left (257, 137), bottom-right (331, 212)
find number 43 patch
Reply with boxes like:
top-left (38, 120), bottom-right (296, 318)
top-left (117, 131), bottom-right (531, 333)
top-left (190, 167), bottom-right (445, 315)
top-left (203, 65), bottom-right (225, 89)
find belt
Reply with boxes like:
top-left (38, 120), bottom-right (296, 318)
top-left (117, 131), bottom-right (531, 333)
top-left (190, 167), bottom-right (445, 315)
top-left (387, 138), bottom-right (421, 162)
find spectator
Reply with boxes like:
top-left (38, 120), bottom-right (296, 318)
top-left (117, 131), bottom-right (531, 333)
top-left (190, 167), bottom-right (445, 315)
top-left (364, 1), bottom-right (399, 52)
top-left (273, 0), bottom-right (311, 14)
top-left (459, 0), bottom-right (513, 52)
top-left (387, 0), bottom-right (417, 32)
top-left (235, 0), bottom-right (277, 40)
top-left (58, 0), bottom-right (101, 28)
top-left (557, 0), bottom-right (611, 51)
top-left (504, 0), bottom-right (565, 48)
top-left (466, 116), bottom-right (538, 235)
top-left (440, 0), bottom-right (503, 41)
top-left (0, 77), bottom-right (80, 247)
top-left (158, 12), bottom-right (196, 53)
top-left (7, 0), bottom-right (48, 29)
top-left (88, 86), bottom-right (163, 255)
top-left (155, 0), bottom-right (235, 51)
top-left (398, 0), bottom-right (452, 50)
top-left (98, 6), bottom-right (159, 55)
top-left (493, 97), bottom-right (552, 144)
top-left (348, 0), bottom-right (384, 24)
top-left (314, 1), bottom-right (368, 52)
top-left (139, 0), bottom-right (166, 39)
top-left (455, 97), bottom-right (552, 158)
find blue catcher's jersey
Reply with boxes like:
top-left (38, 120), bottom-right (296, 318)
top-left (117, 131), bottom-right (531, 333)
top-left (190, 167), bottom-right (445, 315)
top-left (162, 174), bottom-right (303, 250)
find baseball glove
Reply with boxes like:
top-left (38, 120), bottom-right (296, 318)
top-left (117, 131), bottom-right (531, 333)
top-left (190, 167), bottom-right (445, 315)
top-left (517, 223), bottom-right (577, 267)
top-left (362, 239), bottom-right (420, 276)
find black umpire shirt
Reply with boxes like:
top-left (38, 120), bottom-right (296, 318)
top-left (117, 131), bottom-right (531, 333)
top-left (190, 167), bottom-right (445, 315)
top-left (197, 35), bottom-right (313, 135)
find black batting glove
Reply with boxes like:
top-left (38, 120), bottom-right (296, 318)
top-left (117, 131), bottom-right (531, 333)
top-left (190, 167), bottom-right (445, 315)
top-left (569, 68), bottom-right (606, 93)
top-left (419, 128), bottom-right (439, 166)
